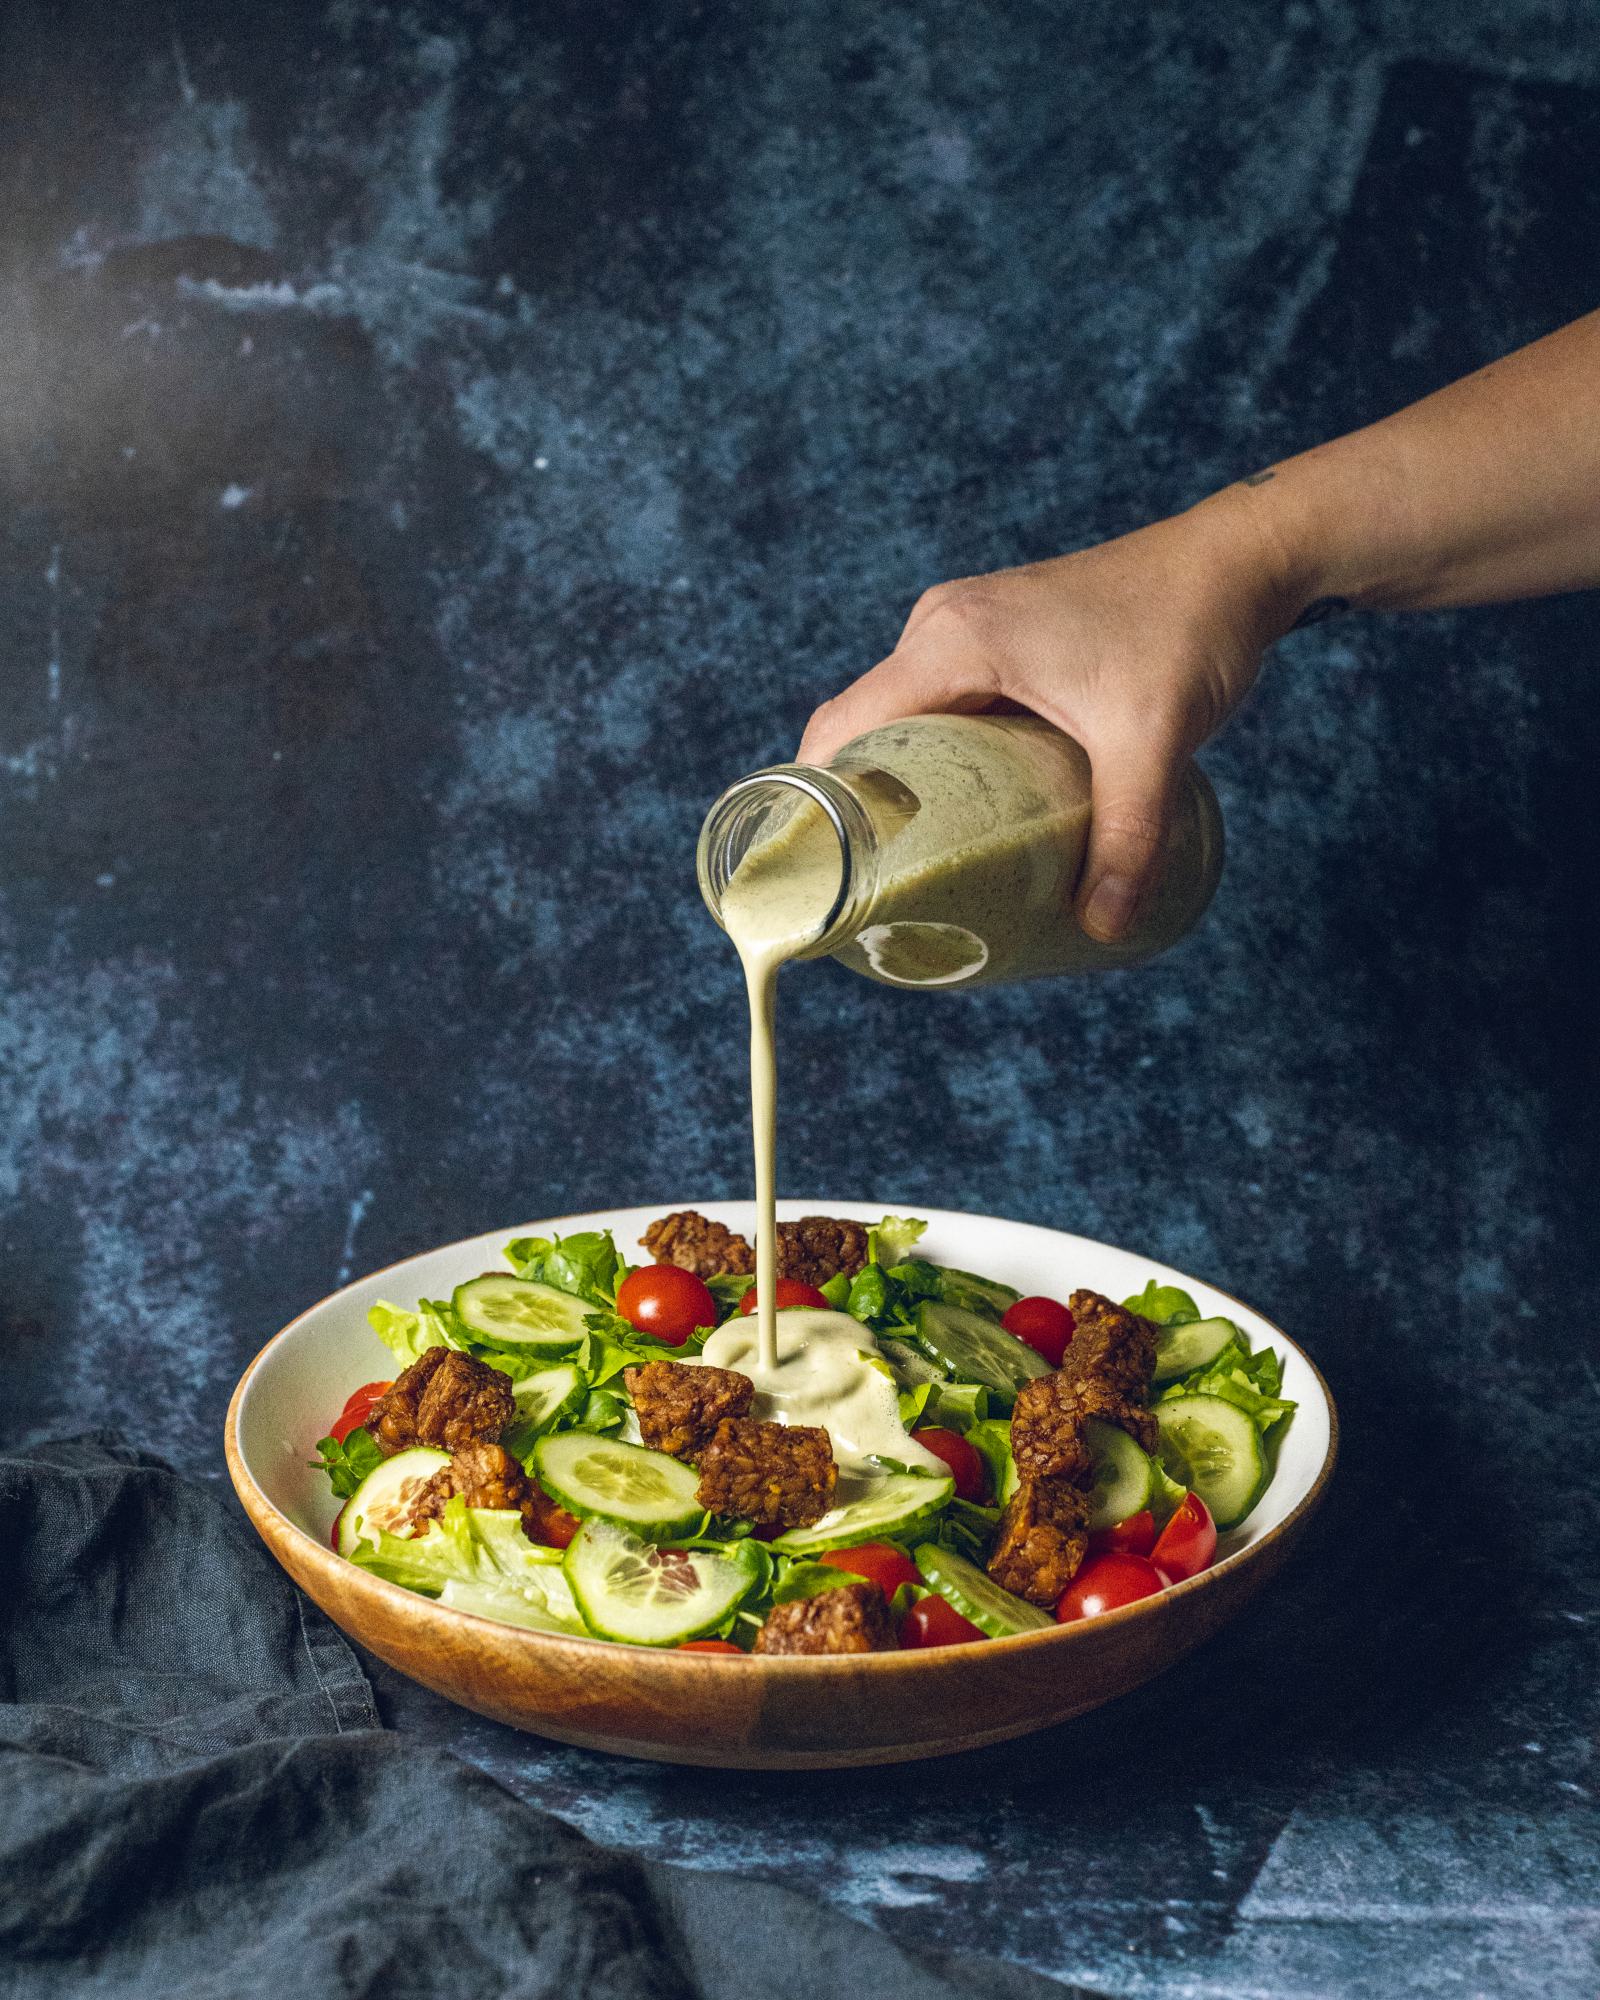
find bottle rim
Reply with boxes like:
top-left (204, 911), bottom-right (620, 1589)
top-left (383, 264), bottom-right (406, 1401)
top-left (696, 764), bottom-right (876, 955)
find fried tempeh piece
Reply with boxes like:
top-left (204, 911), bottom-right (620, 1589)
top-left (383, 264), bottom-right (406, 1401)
top-left (624, 1360), bottom-right (754, 1460)
top-left (753, 1581), bottom-right (898, 1655)
top-left (369, 1347), bottom-right (515, 1457)
top-left (638, 1211), bottom-right (872, 1287)
top-left (695, 1417), bottom-right (837, 1529)
top-left (986, 1476), bottom-right (1091, 1606)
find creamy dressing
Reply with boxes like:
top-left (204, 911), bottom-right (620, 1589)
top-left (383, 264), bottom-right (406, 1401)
top-left (717, 791), bottom-right (844, 1373)
top-left (699, 1309), bottom-right (944, 1476)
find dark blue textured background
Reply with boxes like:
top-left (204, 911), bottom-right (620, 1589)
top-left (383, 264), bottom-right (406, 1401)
top-left (2, 4), bottom-right (1596, 1993)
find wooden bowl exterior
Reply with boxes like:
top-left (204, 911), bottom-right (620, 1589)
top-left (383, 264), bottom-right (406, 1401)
top-left (225, 1316), bottom-right (1337, 1770)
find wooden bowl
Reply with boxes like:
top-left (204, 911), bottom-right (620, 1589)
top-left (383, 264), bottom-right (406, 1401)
top-left (226, 1201), bottom-right (1337, 1768)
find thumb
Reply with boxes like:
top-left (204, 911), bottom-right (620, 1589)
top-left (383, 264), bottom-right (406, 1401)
top-left (1075, 727), bottom-right (1185, 944)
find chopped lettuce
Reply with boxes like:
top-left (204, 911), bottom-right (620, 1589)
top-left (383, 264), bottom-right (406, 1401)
top-left (368, 1298), bottom-right (460, 1368)
top-left (311, 1425), bottom-right (383, 1500)
top-left (819, 1271), bottom-right (851, 1310)
top-left (966, 1418), bottom-right (1018, 1507)
top-left (502, 1229), bottom-right (624, 1306)
top-left (351, 1498), bottom-right (586, 1633)
top-left (933, 1497), bottom-right (1001, 1564)
top-left (868, 1216), bottom-right (927, 1266)
top-left (706, 1271), bottom-right (755, 1315)
top-left (896, 1379), bottom-right (988, 1435)
top-left (1166, 1339), bottom-right (1295, 1432)
top-left (1123, 1280), bottom-right (1201, 1326)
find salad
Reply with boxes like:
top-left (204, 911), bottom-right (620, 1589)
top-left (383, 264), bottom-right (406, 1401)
top-left (313, 1215), bottom-right (1296, 1652)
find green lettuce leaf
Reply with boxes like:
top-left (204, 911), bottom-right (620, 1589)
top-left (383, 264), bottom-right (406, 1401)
top-left (502, 1229), bottom-right (624, 1306)
top-left (934, 1497), bottom-right (1001, 1563)
top-left (368, 1298), bottom-right (461, 1368)
top-left (310, 1425), bottom-right (383, 1501)
top-left (819, 1271), bottom-right (851, 1309)
top-left (966, 1417), bottom-right (1018, 1506)
top-left (896, 1379), bottom-right (988, 1434)
top-left (350, 1499), bottom-right (584, 1634)
top-left (1123, 1279), bottom-right (1201, 1326)
top-left (868, 1216), bottom-right (927, 1266)
top-left (706, 1272), bottom-right (755, 1316)
top-left (1167, 1340), bottom-right (1295, 1432)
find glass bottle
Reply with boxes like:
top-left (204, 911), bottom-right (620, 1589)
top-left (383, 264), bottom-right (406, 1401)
top-left (697, 713), bottom-right (1223, 988)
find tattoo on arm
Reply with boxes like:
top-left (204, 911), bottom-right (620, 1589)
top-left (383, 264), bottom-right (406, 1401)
top-left (1240, 470), bottom-right (1276, 487)
top-left (1291, 596), bottom-right (1350, 629)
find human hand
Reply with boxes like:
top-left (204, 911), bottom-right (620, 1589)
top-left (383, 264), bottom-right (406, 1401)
top-left (798, 498), bottom-right (1298, 941)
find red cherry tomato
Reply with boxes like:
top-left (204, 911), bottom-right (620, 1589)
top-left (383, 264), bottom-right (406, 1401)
top-left (678, 1639), bottom-right (743, 1654)
top-left (911, 1427), bottom-right (987, 1502)
top-left (1150, 1491), bottom-right (1217, 1581)
top-left (617, 1264), bottom-right (717, 1345)
top-left (1087, 1508), bottom-right (1157, 1558)
top-left (738, 1278), bottom-right (830, 1315)
top-left (329, 1380), bottom-right (392, 1444)
top-left (329, 1504), bottom-right (346, 1551)
top-left (818, 1542), bottom-right (920, 1596)
top-left (901, 1594), bottom-right (985, 1648)
top-left (1056, 1552), bottom-right (1168, 1623)
top-left (1001, 1296), bottom-right (1076, 1366)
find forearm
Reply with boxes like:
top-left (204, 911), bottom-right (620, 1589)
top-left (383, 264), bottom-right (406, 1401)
top-left (1203, 308), bottom-right (1600, 633)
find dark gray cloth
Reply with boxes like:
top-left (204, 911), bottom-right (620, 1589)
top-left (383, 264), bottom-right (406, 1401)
top-left (0, 1435), bottom-right (1077, 2000)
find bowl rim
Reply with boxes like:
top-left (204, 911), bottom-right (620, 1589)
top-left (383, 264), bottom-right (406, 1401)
top-left (225, 1201), bottom-right (1339, 1673)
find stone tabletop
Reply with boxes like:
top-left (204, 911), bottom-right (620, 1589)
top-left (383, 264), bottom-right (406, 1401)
top-left (2, 4), bottom-right (1596, 1994)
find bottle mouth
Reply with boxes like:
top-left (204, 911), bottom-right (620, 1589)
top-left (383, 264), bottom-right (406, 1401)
top-left (696, 765), bottom-right (868, 955)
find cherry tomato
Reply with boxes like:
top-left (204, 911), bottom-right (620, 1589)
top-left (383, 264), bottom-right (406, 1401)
top-left (1055, 1552), bottom-right (1168, 1623)
top-left (679, 1639), bottom-right (743, 1654)
top-left (1150, 1491), bottom-right (1217, 1581)
top-left (738, 1278), bottom-right (830, 1315)
top-left (1087, 1508), bottom-right (1157, 1558)
top-left (617, 1264), bottom-right (717, 1345)
top-left (911, 1427), bottom-right (987, 1502)
top-left (329, 1504), bottom-right (346, 1551)
top-left (901, 1594), bottom-right (985, 1648)
top-left (819, 1542), bottom-right (920, 1596)
top-left (329, 1380), bottom-right (392, 1444)
top-left (1001, 1296), bottom-right (1076, 1366)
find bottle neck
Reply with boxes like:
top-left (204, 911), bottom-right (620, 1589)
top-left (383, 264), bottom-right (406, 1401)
top-left (697, 763), bottom-right (882, 956)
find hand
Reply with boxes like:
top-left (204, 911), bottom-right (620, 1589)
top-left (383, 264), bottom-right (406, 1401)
top-left (798, 497), bottom-right (1295, 941)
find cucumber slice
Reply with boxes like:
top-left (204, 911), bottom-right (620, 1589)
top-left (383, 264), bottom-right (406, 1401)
top-left (564, 1518), bottom-right (762, 1645)
top-left (451, 1275), bottom-right (591, 1351)
top-left (533, 1432), bottom-right (703, 1537)
top-left (502, 1363), bottom-right (587, 1456)
top-left (338, 1446), bottom-right (450, 1556)
top-left (770, 1471), bottom-right (954, 1555)
top-left (914, 1301), bottom-right (1052, 1404)
top-left (1152, 1316), bottom-right (1239, 1385)
top-left (1084, 1418), bottom-right (1155, 1531)
top-left (937, 1268), bottom-right (1022, 1319)
top-left (1155, 1393), bottom-right (1267, 1529)
top-left (878, 1336), bottom-right (945, 1389)
top-left (914, 1544), bottom-right (1052, 1636)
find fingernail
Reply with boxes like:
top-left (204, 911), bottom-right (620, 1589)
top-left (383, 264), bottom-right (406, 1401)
top-left (1082, 875), bottom-right (1137, 942)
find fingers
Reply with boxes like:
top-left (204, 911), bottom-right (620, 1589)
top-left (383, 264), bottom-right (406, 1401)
top-left (1074, 722), bottom-right (1188, 943)
top-left (797, 605), bottom-right (1002, 764)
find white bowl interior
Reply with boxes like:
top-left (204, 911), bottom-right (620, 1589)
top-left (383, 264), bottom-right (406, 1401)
top-left (238, 1200), bottom-right (1332, 1577)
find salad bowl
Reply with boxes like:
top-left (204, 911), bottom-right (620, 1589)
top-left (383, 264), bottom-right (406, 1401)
top-left (225, 1200), bottom-right (1337, 1769)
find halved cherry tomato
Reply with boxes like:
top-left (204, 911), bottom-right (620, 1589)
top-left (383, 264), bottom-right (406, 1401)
top-left (329, 1380), bottom-right (392, 1444)
top-left (1150, 1491), bottom-right (1216, 1581)
top-left (617, 1264), bottom-right (717, 1345)
top-left (911, 1427), bottom-right (986, 1502)
top-left (818, 1542), bottom-right (920, 1596)
top-left (1001, 1296), bottom-right (1076, 1366)
top-left (679, 1639), bottom-right (743, 1654)
top-left (1056, 1552), bottom-right (1168, 1623)
top-left (1087, 1508), bottom-right (1157, 1558)
top-left (738, 1278), bottom-right (829, 1315)
top-left (330, 1504), bottom-right (347, 1551)
top-left (901, 1594), bottom-right (985, 1648)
